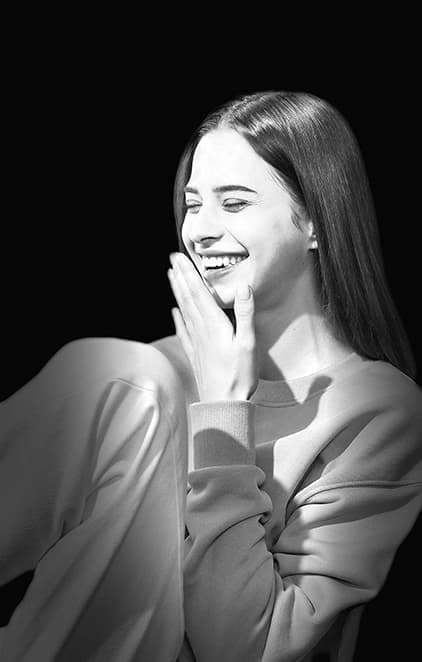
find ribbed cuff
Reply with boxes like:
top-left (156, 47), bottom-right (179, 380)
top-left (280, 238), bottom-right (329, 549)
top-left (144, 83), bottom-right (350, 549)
top-left (189, 400), bottom-right (256, 469)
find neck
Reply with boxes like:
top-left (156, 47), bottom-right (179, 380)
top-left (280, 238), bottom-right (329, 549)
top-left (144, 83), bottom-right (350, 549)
top-left (252, 282), bottom-right (352, 383)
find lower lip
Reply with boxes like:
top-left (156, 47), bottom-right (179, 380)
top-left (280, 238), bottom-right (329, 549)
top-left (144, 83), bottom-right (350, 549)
top-left (203, 257), bottom-right (248, 280)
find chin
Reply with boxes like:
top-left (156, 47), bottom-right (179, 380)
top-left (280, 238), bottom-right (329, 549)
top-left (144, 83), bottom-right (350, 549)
top-left (214, 294), bottom-right (235, 310)
top-left (207, 285), bottom-right (235, 309)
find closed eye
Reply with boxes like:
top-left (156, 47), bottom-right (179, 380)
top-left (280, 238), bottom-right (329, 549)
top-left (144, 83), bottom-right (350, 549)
top-left (184, 199), bottom-right (250, 214)
top-left (184, 201), bottom-right (202, 214)
top-left (223, 199), bottom-right (250, 212)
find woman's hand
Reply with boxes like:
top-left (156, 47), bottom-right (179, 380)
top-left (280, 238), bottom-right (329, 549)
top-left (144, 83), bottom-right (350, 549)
top-left (167, 252), bottom-right (258, 403)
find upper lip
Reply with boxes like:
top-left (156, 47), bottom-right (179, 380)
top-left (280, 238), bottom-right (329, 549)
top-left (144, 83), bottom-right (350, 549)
top-left (196, 251), bottom-right (249, 257)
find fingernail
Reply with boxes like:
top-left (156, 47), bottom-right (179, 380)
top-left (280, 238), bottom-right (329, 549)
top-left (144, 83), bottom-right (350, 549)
top-left (237, 283), bottom-right (251, 300)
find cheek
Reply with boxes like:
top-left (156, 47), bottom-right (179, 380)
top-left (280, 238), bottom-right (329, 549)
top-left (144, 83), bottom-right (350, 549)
top-left (253, 220), bottom-right (309, 277)
top-left (270, 215), bottom-right (308, 253)
top-left (180, 218), bottom-right (191, 250)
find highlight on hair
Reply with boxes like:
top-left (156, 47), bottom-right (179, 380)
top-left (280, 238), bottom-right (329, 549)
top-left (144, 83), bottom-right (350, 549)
top-left (173, 90), bottom-right (416, 379)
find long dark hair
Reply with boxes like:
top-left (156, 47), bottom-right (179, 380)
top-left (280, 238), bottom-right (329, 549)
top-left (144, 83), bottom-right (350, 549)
top-left (173, 90), bottom-right (416, 379)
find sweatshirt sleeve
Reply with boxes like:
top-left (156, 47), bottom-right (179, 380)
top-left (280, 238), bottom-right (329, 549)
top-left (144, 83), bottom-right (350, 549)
top-left (183, 399), bottom-right (422, 662)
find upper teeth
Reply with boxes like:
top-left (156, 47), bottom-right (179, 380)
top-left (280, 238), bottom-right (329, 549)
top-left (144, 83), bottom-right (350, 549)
top-left (200, 255), bottom-right (247, 268)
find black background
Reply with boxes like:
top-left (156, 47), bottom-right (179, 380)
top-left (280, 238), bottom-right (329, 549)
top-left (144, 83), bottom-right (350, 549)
top-left (1, 23), bottom-right (420, 661)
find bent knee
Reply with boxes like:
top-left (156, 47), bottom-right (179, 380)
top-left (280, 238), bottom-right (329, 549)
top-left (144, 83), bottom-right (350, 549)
top-left (52, 338), bottom-right (186, 417)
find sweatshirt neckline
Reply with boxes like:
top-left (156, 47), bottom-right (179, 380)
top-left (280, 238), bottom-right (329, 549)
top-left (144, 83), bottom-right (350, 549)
top-left (249, 352), bottom-right (363, 405)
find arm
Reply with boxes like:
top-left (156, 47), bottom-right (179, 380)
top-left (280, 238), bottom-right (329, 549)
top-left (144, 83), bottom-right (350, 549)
top-left (183, 400), bottom-right (422, 662)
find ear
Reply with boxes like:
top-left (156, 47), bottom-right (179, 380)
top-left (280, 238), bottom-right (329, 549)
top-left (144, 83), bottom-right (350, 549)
top-left (306, 218), bottom-right (318, 250)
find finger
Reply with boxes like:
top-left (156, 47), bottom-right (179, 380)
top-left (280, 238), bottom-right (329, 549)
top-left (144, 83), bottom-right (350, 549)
top-left (168, 267), bottom-right (201, 345)
top-left (171, 253), bottom-right (222, 320)
top-left (234, 284), bottom-right (256, 350)
top-left (168, 269), bottom-right (195, 358)
top-left (167, 267), bottom-right (189, 323)
top-left (171, 307), bottom-right (194, 366)
top-left (169, 259), bottom-right (204, 329)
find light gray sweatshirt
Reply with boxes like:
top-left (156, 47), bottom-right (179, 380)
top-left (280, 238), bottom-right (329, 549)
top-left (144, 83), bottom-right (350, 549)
top-left (153, 336), bottom-right (422, 662)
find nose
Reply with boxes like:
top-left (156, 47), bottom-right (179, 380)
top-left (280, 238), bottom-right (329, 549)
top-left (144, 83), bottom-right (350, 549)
top-left (185, 207), bottom-right (225, 245)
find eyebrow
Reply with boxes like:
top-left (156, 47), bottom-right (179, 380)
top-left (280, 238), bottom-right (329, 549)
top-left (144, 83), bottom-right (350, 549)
top-left (184, 184), bottom-right (258, 195)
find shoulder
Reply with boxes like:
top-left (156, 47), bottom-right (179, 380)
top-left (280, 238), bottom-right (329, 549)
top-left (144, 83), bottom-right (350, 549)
top-left (149, 334), bottom-right (199, 405)
top-left (316, 357), bottom-right (422, 485)
top-left (323, 352), bottom-right (422, 417)
top-left (346, 357), bottom-right (422, 416)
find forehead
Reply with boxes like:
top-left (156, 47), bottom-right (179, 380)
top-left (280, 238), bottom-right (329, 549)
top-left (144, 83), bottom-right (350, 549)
top-left (189, 128), bottom-right (275, 189)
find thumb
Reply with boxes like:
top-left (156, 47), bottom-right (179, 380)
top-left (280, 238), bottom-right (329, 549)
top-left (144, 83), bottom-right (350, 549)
top-left (234, 283), bottom-right (255, 339)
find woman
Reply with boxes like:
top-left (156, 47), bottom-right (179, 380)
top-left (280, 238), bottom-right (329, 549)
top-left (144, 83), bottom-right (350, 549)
top-left (158, 90), bottom-right (422, 661)
top-left (1, 91), bottom-right (421, 662)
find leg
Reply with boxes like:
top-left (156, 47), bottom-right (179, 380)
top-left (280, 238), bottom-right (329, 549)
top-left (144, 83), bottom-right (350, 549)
top-left (0, 338), bottom-right (188, 662)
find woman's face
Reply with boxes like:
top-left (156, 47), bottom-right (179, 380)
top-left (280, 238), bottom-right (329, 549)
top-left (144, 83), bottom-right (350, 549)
top-left (181, 128), bottom-right (315, 312)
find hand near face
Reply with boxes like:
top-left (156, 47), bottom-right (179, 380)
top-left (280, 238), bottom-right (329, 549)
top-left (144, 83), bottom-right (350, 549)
top-left (168, 252), bottom-right (258, 403)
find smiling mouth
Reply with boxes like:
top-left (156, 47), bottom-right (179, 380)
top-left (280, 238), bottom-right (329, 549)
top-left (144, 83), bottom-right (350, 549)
top-left (202, 256), bottom-right (248, 279)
